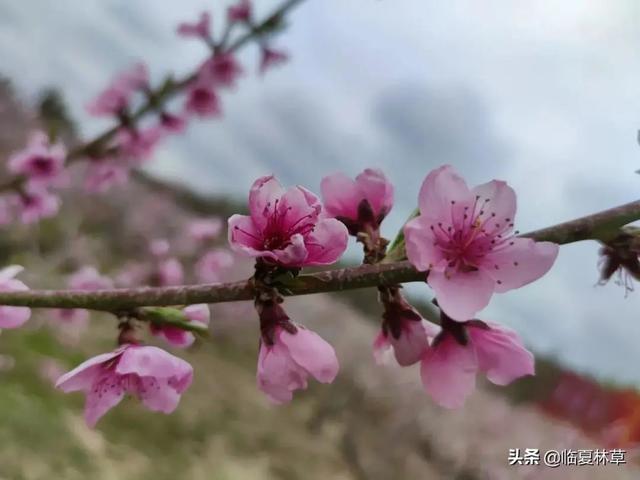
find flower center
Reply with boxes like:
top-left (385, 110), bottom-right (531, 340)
top-left (430, 195), bottom-right (518, 275)
top-left (31, 156), bottom-right (55, 175)
top-left (261, 198), bottom-right (316, 250)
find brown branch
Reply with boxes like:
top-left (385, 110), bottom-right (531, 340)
top-left (0, 196), bottom-right (637, 310)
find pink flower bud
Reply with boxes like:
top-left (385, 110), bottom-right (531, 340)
top-left (259, 47), bottom-right (288, 74)
top-left (155, 258), bottom-right (184, 286)
top-left (15, 186), bottom-right (60, 224)
top-left (177, 11), bottom-right (211, 39)
top-left (321, 168), bottom-right (394, 235)
top-left (159, 111), bottom-right (188, 134)
top-left (8, 131), bottom-right (66, 185)
top-left (184, 80), bottom-right (221, 118)
top-left (149, 239), bottom-right (171, 257)
top-left (68, 266), bottom-right (113, 290)
top-left (187, 217), bottom-right (223, 242)
top-left (86, 63), bottom-right (149, 117)
top-left (228, 0), bottom-right (251, 22)
top-left (56, 344), bottom-right (193, 427)
top-left (256, 302), bottom-right (339, 404)
top-left (199, 54), bottom-right (243, 88)
top-left (150, 304), bottom-right (210, 348)
top-left (195, 249), bottom-right (234, 283)
top-left (373, 288), bottom-right (438, 366)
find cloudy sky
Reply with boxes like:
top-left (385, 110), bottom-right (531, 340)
top-left (1, 0), bottom-right (640, 384)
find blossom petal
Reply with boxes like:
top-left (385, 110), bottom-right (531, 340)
top-left (355, 168), bottom-right (394, 218)
top-left (138, 377), bottom-right (182, 413)
top-left (471, 180), bottom-right (517, 229)
top-left (428, 269), bottom-right (495, 321)
top-left (469, 322), bottom-right (534, 385)
top-left (304, 218), bottom-right (348, 265)
top-left (184, 304), bottom-right (210, 326)
top-left (55, 349), bottom-right (124, 392)
top-left (279, 327), bottom-right (339, 384)
top-left (372, 331), bottom-right (393, 365)
top-left (404, 216), bottom-right (448, 272)
top-left (273, 233), bottom-right (308, 266)
top-left (257, 341), bottom-right (308, 404)
top-left (248, 175), bottom-right (284, 231)
top-left (152, 326), bottom-right (195, 349)
top-left (389, 320), bottom-right (435, 367)
top-left (320, 172), bottom-right (361, 220)
top-left (420, 335), bottom-right (478, 409)
top-left (227, 214), bottom-right (274, 261)
top-left (483, 238), bottom-right (559, 293)
top-left (84, 374), bottom-right (126, 428)
top-left (418, 165), bottom-right (471, 218)
top-left (116, 345), bottom-right (193, 382)
top-left (0, 265), bottom-right (24, 281)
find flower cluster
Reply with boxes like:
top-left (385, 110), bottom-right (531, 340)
top-left (2, 0), bottom-right (290, 225)
top-left (0, 165), bottom-right (576, 425)
top-left (320, 165), bottom-right (558, 408)
top-left (3, 132), bottom-right (66, 223)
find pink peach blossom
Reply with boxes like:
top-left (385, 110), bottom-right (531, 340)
top-left (115, 262), bottom-right (147, 287)
top-left (51, 307), bottom-right (90, 329)
top-left (149, 239), bottom-right (171, 257)
top-left (116, 62), bottom-right (149, 91)
top-left (199, 54), bottom-right (243, 88)
top-left (0, 265), bottom-right (31, 329)
top-left (86, 63), bottom-right (149, 117)
top-left (150, 304), bottom-right (210, 348)
top-left (159, 111), bottom-right (188, 134)
top-left (177, 11), bottom-right (211, 39)
top-left (8, 131), bottom-right (66, 185)
top-left (51, 267), bottom-right (112, 332)
top-left (56, 344), bottom-right (193, 427)
top-left (259, 47), bottom-right (288, 74)
top-left (228, 0), bottom-right (251, 22)
top-left (228, 175), bottom-right (348, 267)
top-left (187, 217), bottom-right (223, 242)
top-left (321, 168), bottom-right (394, 235)
top-left (421, 319), bottom-right (534, 408)
top-left (69, 266), bottom-right (113, 290)
top-left (155, 258), bottom-right (184, 286)
top-left (373, 289), bottom-right (439, 367)
top-left (84, 160), bottom-right (129, 193)
top-left (116, 127), bottom-right (164, 164)
top-left (404, 165), bottom-right (559, 320)
top-left (15, 187), bottom-right (60, 224)
top-left (184, 81), bottom-right (221, 118)
top-left (257, 321), bottom-right (339, 404)
top-left (195, 249), bottom-right (234, 283)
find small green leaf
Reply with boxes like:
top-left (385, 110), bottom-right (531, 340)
top-left (137, 307), bottom-right (209, 335)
